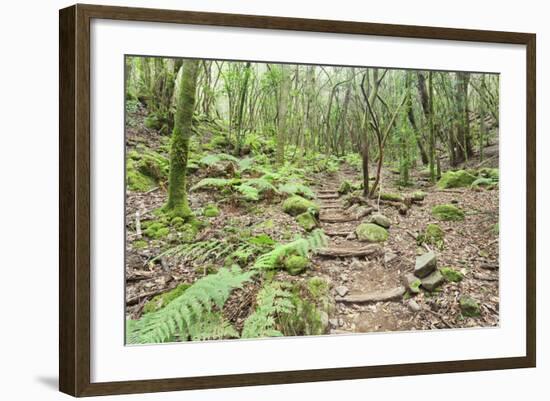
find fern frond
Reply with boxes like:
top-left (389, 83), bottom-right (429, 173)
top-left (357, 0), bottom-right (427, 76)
top-left (200, 153), bottom-right (240, 166)
top-left (241, 282), bottom-right (294, 338)
top-left (235, 184), bottom-right (259, 201)
top-left (126, 267), bottom-right (254, 344)
top-left (252, 229), bottom-right (327, 271)
top-left (278, 183), bottom-right (315, 199)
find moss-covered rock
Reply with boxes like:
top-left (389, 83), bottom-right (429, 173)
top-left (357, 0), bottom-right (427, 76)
top-left (296, 212), bottom-right (318, 232)
top-left (432, 204), bottom-right (465, 221)
top-left (283, 195), bottom-right (319, 217)
top-left (127, 160), bottom-right (155, 192)
top-left (440, 267), bottom-right (464, 283)
top-left (170, 216), bottom-right (185, 228)
top-left (203, 204), bottom-right (220, 218)
top-left (417, 223), bottom-right (445, 248)
top-left (370, 214), bottom-right (391, 229)
top-left (378, 192), bottom-right (404, 202)
top-left (283, 255), bottom-right (310, 275)
top-left (411, 191), bottom-right (427, 201)
top-left (478, 167), bottom-right (499, 180)
top-left (142, 283), bottom-right (190, 314)
top-left (460, 295), bottom-right (481, 317)
top-left (356, 223), bottom-right (388, 242)
top-left (437, 170), bottom-right (477, 189)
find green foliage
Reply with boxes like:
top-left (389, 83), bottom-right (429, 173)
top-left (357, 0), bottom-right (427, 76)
top-left (235, 184), bottom-right (259, 201)
top-left (278, 183), bottom-right (315, 199)
top-left (478, 167), bottom-right (499, 180)
top-left (432, 204), bottom-right (465, 221)
top-left (133, 240), bottom-right (148, 249)
top-left (307, 277), bottom-right (330, 299)
top-left (338, 180), bottom-right (353, 195)
top-left (247, 234), bottom-right (276, 247)
top-left (278, 285), bottom-right (328, 336)
top-left (241, 282), bottom-right (294, 338)
top-left (200, 153), bottom-right (240, 166)
top-left (253, 229), bottom-right (327, 271)
top-left (191, 177), bottom-right (275, 201)
top-left (440, 267), bottom-right (464, 283)
top-left (126, 267), bottom-right (253, 344)
top-left (437, 170), bottom-right (477, 189)
top-left (143, 283), bottom-right (191, 314)
top-left (191, 177), bottom-right (237, 191)
top-left (126, 159), bottom-right (156, 192)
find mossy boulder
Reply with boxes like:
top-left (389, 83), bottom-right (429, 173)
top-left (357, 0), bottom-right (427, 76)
top-left (421, 270), bottom-right (445, 291)
top-left (411, 191), bottom-right (427, 201)
top-left (142, 283), bottom-right (190, 314)
top-left (417, 223), bottom-right (445, 248)
top-left (478, 167), bottom-right (499, 180)
top-left (378, 192), bottom-right (404, 202)
top-left (203, 204), bottom-right (220, 218)
top-left (296, 212), bottom-right (318, 232)
top-left (126, 160), bottom-right (155, 192)
top-left (283, 195), bottom-right (319, 217)
top-left (283, 255), bottom-right (310, 275)
top-left (370, 214), bottom-right (391, 229)
top-left (440, 267), bottom-right (464, 283)
top-left (143, 221), bottom-right (170, 239)
top-left (432, 204), bottom-right (465, 221)
top-left (356, 223), bottom-right (388, 242)
top-left (437, 170), bottom-right (477, 189)
top-left (459, 295), bottom-right (481, 317)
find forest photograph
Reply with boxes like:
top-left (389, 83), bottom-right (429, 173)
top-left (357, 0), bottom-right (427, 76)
top-left (124, 56), bottom-right (500, 345)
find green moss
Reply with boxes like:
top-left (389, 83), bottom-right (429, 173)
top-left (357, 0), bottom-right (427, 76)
top-left (418, 223), bottom-right (445, 249)
top-left (144, 222), bottom-right (170, 239)
top-left (203, 204), bottom-right (220, 218)
top-left (378, 192), bottom-right (404, 202)
top-left (136, 152), bottom-right (169, 182)
top-left (440, 267), bottom-right (464, 283)
top-left (279, 285), bottom-right (328, 336)
top-left (478, 167), bottom-right (499, 180)
top-left (133, 240), bottom-right (148, 249)
top-left (282, 195), bottom-right (319, 217)
top-left (142, 283), bottom-right (191, 314)
top-left (356, 223), bottom-right (388, 242)
top-left (283, 255), bottom-right (310, 275)
top-left (437, 170), bottom-right (477, 189)
top-left (179, 223), bottom-right (198, 243)
top-left (170, 216), bottom-right (185, 227)
top-left (248, 233), bottom-right (276, 246)
top-left (127, 160), bottom-right (155, 192)
top-left (296, 212), bottom-right (318, 232)
top-left (471, 177), bottom-right (495, 188)
top-left (411, 191), bottom-right (427, 201)
top-left (459, 295), bottom-right (481, 317)
top-left (432, 204), bottom-right (465, 221)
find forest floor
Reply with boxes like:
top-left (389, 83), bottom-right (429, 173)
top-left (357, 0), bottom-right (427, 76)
top-left (125, 106), bottom-right (499, 338)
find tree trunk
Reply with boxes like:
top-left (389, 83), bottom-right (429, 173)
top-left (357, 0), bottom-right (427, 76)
top-left (164, 59), bottom-right (200, 219)
top-left (276, 65), bottom-right (290, 165)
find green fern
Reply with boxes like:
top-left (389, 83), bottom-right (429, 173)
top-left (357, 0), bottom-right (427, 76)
top-left (188, 312), bottom-right (239, 341)
top-left (253, 229), bottom-right (327, 271)
top-left (235, 184), bottom-right (259, 201)
top-left (126, 267), bottom-right (253, 344)
top-left (278, 183), bottom-right (315, 199)
top-left (241, 281), bottom-right (294, 338)
top-left (199, 153), bottom-right (240, 166)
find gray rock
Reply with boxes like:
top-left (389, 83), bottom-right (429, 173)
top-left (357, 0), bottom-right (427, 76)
top-left (402, 273), bottom-right (422, 294)
top-left (335, 286), bottom-right (349, 297)
top-left (459, 295), bottom-right (481, 317)
top-left (414, 251), bottom-right (437, 278)
top-left (407, 299), bottom-right (421, 312)
top-left (329, 318), bottom-right (339, 328)
top-left (370, 214), bottom-right (391, 229)
top-left (421, 270), bottom-right (445, 291)
top-left (385, 252), bottom-right (398, 264)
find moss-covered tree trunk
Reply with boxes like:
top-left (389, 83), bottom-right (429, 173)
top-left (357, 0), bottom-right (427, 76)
top-left (164, 59), bottom-right (200, 219)
top-left (276, 64), bottom-right (290, 166)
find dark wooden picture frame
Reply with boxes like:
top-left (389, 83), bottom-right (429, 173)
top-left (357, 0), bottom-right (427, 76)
top-left (59, 3), bottom-right (536, 397)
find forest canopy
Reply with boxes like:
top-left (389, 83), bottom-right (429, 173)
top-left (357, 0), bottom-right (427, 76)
top-left (125, 56), bottom-right (499, 344)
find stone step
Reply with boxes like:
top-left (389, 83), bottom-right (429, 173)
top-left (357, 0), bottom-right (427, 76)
top-left (320, 215), bottom-right (357, 223)
top-left (317, 194), bottom-right (340, 200)
top-left (336, 286), bottom-right (406, 304)
top-left (317, 245), bottom-right (381, 258)
top-left (324, 230), bottom-right (353, 237)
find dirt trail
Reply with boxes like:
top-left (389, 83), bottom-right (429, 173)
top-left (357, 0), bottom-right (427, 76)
top-left (312, 171), bottom-right (416, 334)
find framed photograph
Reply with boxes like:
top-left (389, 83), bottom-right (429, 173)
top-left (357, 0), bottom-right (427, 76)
top-left (59, 4), bottom-right (536, 397)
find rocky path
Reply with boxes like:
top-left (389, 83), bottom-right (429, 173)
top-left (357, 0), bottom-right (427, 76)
top-left (312, 176), bottom-right (416, 334)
